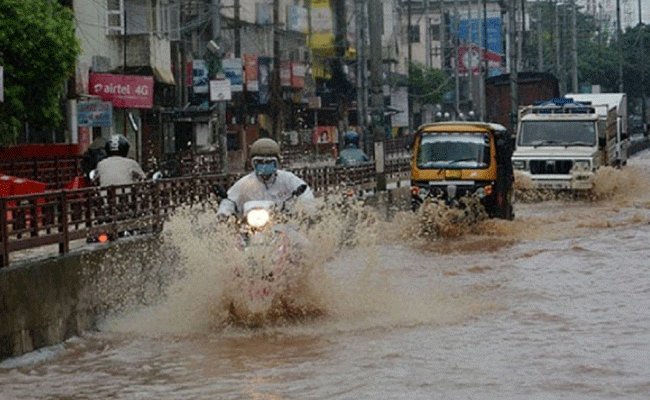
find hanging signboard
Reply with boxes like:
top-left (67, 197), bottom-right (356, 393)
top-left (89, 73), bottom-right (154, 109)
top-left (210, 79), bottom-right (232, 101)
top-left (244, 54), bottom-right (259, 92)
top-left (258, 56), bottom-right (272, 104)
top-left (291, 62), bottom-right (305, 88)
top-left (192, 59), bottom-right (209, 94)
top-left (222, 58), bottom-right (243, 92)
top-left (77, 101), bottom-right (113, 127)
top-left (390, 87), bottom-right (408, 128)
top-left (313, 125), bottom-right (338, 144)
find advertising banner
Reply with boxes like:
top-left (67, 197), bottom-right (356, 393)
top-left (192, 59), bottom-right (209, 94)
top-left (310, 0), bottom-right (334, 50)
top-left (280, 61), bottom-right (292, 87)
top-left (291, 62), bottom-right (306, 88)
top-left (287, 5), bottom-right (308, 33)
top-left (89, 73), bottom-right (154, 109)
top-left (313, 125), bottom-right (338, 144)
top-left (458, 45), bottom-right (503, 75)
top-left (77, 101), bottom-right (113, 127)
top-left (223, 58), bottom-right (243, 92)
top-left (458, 17), bottom-right (503, 54)
top-left (244, 54), bottom-right (258, 91)
top-left (258, 56), bottom-right (272, 105)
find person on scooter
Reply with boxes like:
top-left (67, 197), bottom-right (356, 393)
top-left (95, 134), bottom-right (146, 187)
top-left (217, 138), bottom-right (315, 219)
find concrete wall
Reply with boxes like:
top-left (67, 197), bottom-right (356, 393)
top-left (0, 237), bottom-right (167, 361)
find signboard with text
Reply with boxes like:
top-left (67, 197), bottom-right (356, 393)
top-left (89, 73), bottom-right (153, 109)
top-left (223, 58), bottom-right (243, 92)
top-left (77, 101), bottom-right (113, 127)
top-left (210, 79), bottom-right (232, 101)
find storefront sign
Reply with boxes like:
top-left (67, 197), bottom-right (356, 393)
top-left (89, 73), bottom-right (154, 109)
top-left (77, 101), bottom-right (113, 127)
top-left (291, 62), bottom-right (305, 88)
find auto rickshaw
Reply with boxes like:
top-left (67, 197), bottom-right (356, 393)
top-left (409, 121), bottom-right (515, 220)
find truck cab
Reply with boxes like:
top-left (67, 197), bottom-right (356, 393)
top-left (410, 122), bottom-right (514, 220)
top-left (512, 95), bottom-right (629, 191)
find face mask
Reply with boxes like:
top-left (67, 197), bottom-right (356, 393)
top-left (253, 157), bottom-right (278, 179)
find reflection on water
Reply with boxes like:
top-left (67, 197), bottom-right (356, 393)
top-left (1, 150), bottom-right (650, 399)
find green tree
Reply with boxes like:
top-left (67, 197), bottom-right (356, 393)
top-left (408, 62), bottom-right (450, 105)
top-left (0, 0), bottom-right (79, 145)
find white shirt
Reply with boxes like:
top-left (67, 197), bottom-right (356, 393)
top-left (217, 170), bottom-right (315, 217)
top-left (96, 156), bottom-right (146, 187)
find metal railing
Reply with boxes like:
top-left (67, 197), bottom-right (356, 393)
top-left (0, 157), bottom-right (84, 190)
top-left (0, 157), bottom-right (412, 267)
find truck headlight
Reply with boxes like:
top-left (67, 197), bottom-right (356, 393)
top-left (512, 160), bottom-right (526, 170)
top-left (573, 160), bottom-right (591, 171)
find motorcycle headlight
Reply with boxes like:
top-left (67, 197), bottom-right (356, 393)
top-left (246, 209), bottom-right (271, 228)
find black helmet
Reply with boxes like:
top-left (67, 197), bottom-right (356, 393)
top-left (105, 134), bottom-right (130, 157)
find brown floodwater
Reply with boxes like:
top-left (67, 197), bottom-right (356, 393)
top-left (2, 150), bottom-right (650, 400)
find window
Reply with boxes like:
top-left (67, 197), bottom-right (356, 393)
top-left (408, 25), bottom-right (420, 43)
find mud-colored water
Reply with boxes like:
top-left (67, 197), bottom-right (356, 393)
top-left (2, 151), bottom-right (650, 399)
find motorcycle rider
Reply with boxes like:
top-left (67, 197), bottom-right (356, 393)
top-left (217, 138), bottom-right (315, 219)
top-left (95, 134), bottom-right (146, 187)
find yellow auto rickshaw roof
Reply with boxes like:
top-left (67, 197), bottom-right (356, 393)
top-left (417, 121), bottom-right (507, 133)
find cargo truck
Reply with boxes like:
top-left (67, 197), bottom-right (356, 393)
top-left (512, 93), bottom-right (629, 190)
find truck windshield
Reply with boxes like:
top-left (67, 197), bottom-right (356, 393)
top-left (519, 121), bottom-right (597, 147)
top-left (417, 133), bottom-right (490, 169)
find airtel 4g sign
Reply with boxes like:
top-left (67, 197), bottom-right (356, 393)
top-left (89, 73), bottom-right (154, 109)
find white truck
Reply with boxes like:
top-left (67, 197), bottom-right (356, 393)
top-left (512, 93), bottom-right (629, 190)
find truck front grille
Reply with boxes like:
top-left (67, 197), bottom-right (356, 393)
top-left (529, 160), bottom-right (573, 175)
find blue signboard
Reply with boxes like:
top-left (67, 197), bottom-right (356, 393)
top-left (458, 17), bottom-right (503, 55)
top-left (77, 101), bottom-right (112, 127)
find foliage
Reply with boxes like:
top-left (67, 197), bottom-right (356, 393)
top-left (407, 62), bottom-right (450, 105)
top-left (0, 0), bottom-right (80, 145)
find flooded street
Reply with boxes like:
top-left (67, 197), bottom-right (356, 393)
top-left (2, 151), bottom-right (650, 399)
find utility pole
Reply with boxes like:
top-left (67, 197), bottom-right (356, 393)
top-left (211, 0), bottom-right (228, 173)
top-left (508, 0), bottom-right (518, 130)
top-left (356, 0), bottom-right (368, 148)
top-left (640, 0), bottom-right (646, 133)
top-left (407, 0), bottom-right (413, 132)
top-left (467, 1), bottom-right (473, 115)
top-left (425, 0), bottom-right (431, 69)
top-left (554, 0), bottom-right (562, 94)
top-left (616, 0), bottom-right (623, 92)
top-left (271, 0), bottom-right (283, 140)
top-left (369, 0), bottom-right (385, 190)
top-left (571, 0), bottom-right (578, 93)
top-left (537, 4), bottom-right (543, 71)
top-left (453, 0), bottom-right (460, 116)
top-left (481, 0), bottom-right (488, 121)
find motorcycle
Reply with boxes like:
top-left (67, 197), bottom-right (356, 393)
top-left (85, 169), bottom-right (164, 244)
top-left (213, 184), bottom-right (317, 325)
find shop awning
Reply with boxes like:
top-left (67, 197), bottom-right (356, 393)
top-left (153, 66), bottom-right (176, 86)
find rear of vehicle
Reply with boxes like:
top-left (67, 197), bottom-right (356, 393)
top-left (410, 122), bottom-right (514, 219)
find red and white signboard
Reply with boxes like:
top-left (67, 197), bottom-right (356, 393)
top-left (89, 73), bottom-right (154, 109)
top-left (458, 45), bottom-right (503, 75)
top-left (291, 62), bottom-right (305, 88)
